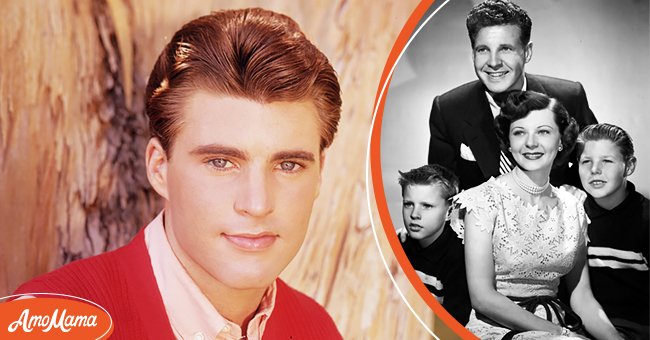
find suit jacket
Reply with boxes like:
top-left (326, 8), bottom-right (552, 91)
top-left (428, 74), bottom-right (597, 190)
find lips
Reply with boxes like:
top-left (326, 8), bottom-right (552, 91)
top-left (522, 152), bottom-right (543, 160)
top-left (485, 71), bottom-right (508, 80)
top-left (589, 179), bottom-right (607, 188)
top-left (408, 223), bottom-right (423, 232)
top-left (223, 232), bottom-right (278, 251)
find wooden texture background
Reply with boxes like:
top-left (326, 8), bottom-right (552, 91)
top-left (0, 1), bottom-right (463, 338)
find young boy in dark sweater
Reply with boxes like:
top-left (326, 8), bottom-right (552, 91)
top-left (398, 164), bottom-right (471, 325)
top-left (577, 124), bottom-right (649, 340)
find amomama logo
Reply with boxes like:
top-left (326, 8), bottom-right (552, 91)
top-left (0, 293), bottom-right (113, 339)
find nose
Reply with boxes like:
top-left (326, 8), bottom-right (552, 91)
top-left (410, 206), bottom-right (421, 220)
top-left (487, 51), bottom-right (502, 68)
top-left (525, 133), bottom-right (538, 149)
top-left (590, 161), bottom-right (602, 174)
top-left (234, 167), bottom-right (274, 217)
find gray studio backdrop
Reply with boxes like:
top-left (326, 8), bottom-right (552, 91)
top-left (381, 0), bottom-right (649, 230)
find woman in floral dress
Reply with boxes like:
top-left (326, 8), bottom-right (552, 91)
top-left (450, 91), bottom-right (623, 340)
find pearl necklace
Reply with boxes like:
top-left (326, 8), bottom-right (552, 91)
top-left (512, 167), bottom-right (549, 195)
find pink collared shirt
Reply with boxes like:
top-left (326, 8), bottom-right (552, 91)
top-left (144, 211), bottom-right (276, 340)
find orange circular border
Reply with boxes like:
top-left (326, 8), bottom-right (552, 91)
top-left (369, 1), bottom-right (478, 339)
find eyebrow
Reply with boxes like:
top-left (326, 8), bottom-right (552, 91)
top-left (190, 144), bottom-right (247, 159)
top-left (271, 150), bottom-right (316, 163)
top-left (189, 144), bottom-right (315, 163)
top-left (511, 125), bottom-right (555, 129)
top-left (474, 43), bottom-right (515, 50)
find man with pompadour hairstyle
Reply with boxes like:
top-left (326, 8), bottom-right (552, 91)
top-left (16, 8), bottom-right (343, 339)
top-left (428, 0), bottom-right (597, 191)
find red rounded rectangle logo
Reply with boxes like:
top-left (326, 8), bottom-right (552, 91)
top-left (0, 293), bottom-right (113, 339)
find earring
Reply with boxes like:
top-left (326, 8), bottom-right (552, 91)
top-left (508, 147), bottom-right (512, 152)
top-left (558, 144), bottom-right (563, 152)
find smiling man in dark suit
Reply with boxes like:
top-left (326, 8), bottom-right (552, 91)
top-left (428, 0), bottom-right (597, 190)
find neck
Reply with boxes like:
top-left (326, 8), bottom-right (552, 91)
top-left (516, 166), bottom-right (550, 187)
top-left (203, 281), bottom-right (267, 327)
top-left (595, 181), bottom-right (629, 211)
top-left (510, 167), bottom-right (550, 200)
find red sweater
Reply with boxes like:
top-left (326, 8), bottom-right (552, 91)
top-left (14, 229), bottom-right (342, 339)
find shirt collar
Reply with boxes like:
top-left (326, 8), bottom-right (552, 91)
top-left (144, 211), bottom-right (276, 340)
top-left (485, 74), bottom-right (528, 117)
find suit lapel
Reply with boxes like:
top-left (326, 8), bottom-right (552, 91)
top-left (526, 74), bottom-right (546, 93)
top-left (461, 82), bottom-right (500, 178)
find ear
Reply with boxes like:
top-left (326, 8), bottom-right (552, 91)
top-left (524, 41), bottom-right (533, 63)
top-left (319, 150), bottom-right (327, 173)
top-left (314, 150), bottom-right (327, 199)
top-left (445, 203), bottom-right (453, 221)
top-left (145, 137), bottom-right (170, 200)
top-left (624, 156), bottom-right (637, 177)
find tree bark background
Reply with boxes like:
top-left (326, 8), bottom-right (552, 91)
top-left (0, 1), bottom-right (458, 338)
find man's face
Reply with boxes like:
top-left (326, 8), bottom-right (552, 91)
top-left (472, 24), bottom-right (532, 94)
top-left (150, 92), bottom-right (323, 292)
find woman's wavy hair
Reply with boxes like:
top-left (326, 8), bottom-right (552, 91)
top-left (494, 90), bottom-right (579, 168)
top-left (145, 8), bottom-right (342, 156)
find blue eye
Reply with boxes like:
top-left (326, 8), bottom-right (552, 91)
top-left (277, 161), bottom-right (303, 173)
top-left (281, 162), bottom-right (296, 170)
top-left (208, 158), bottom-right (234, 170)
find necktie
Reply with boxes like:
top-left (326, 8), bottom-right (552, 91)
top-left (499, 151), bottom-right (514, 174)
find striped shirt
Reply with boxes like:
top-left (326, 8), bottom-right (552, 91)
top-left (585, 182), bottom-right (649, 325)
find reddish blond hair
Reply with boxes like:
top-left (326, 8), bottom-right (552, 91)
top-left (145, 8), bottom-right (342, 155)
